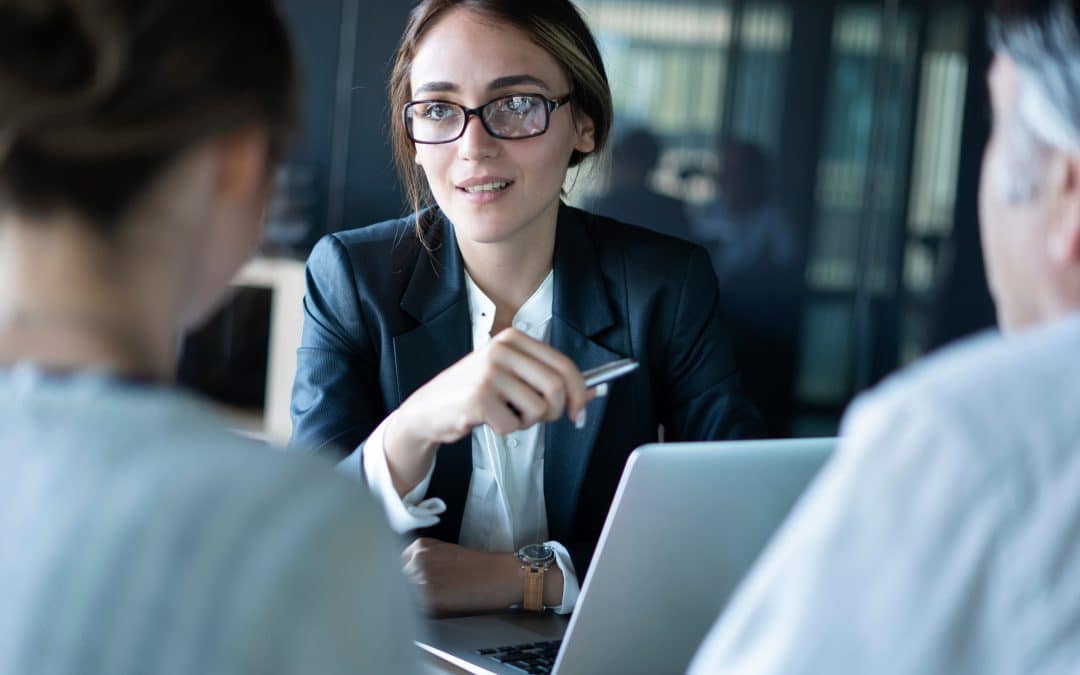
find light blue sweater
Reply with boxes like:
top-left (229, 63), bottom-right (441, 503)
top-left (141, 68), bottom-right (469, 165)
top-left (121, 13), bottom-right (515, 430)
top-left (0, 365), bottom-right (419, 674)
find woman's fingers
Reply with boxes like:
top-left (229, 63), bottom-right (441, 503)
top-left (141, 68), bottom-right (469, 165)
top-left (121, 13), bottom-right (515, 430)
top-left (488, 342), bottom-right (568, 422)
top-left (490, 329), bottom-right (587, 419)
top-left (479, 385), bottom-right (526, 436)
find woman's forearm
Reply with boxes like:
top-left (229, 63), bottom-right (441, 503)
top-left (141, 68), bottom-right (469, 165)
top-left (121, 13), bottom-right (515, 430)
top-left (382, 404), bottom-right (440, 497)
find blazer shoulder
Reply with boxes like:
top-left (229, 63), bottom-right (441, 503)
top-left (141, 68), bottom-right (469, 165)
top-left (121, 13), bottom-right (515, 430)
top-left (578, 207), bottom-right (706, 263)
top-left (574, 208), bottom-right (712, 294)
top-left (305, 216), bottom-right (431, 322)
top-left (324, 217), bottom-right (420, 256)
top-left (311, 216), bottom-right (425, 277)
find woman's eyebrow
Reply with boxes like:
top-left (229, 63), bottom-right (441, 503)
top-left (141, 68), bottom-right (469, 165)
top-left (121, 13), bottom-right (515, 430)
top-left (487, 74), bottom-right (551, 92)
top-left (414, 81), bottom-right (459, 96)
top-left (412, 74), bottom-right (551, 97)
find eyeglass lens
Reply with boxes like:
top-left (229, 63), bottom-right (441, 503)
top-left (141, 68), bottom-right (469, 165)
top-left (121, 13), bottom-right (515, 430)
top-left (407, 95), bottom-right (549, 143)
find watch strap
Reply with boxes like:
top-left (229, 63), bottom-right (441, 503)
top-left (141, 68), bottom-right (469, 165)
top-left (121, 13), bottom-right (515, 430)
top-left (522, 565), bottom-right (546, 611)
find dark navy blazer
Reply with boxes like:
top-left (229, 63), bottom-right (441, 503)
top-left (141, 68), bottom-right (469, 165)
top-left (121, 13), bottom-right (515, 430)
top-left (290, 204), bottom-right (763, 575)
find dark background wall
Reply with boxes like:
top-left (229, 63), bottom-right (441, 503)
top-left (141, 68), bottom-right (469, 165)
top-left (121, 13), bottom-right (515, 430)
top-left (278, 0), bottom-right (411, 240)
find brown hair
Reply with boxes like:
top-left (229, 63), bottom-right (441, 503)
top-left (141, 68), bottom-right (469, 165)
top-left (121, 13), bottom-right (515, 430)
top-left (0, 0), bottom-right (297, 233)
top-left (388, 0), bottom-right (613, 239)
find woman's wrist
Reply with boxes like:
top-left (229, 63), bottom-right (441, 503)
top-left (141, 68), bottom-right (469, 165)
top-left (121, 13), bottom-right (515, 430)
top-left (493, 552), bottom-right (527, 608)
top-left (493, 551), bottom-right (564, 609)
top-left (382, 403), bottom-right (438, 494)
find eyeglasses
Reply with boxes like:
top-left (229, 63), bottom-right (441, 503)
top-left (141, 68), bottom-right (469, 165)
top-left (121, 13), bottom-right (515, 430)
top-left (403, 93), bottom-right (572, 144)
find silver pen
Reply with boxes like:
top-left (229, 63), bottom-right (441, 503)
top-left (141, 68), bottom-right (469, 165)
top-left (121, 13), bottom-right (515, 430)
top-left (582, 358), bottom-right (639, 388)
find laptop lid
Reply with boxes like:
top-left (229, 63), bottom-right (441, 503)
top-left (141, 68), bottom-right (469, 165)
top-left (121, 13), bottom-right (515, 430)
top-left (553, 438), bottom-right (835, 675)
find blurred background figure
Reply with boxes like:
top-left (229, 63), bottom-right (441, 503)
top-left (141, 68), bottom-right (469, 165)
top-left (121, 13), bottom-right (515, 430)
top-left (587, 127), bottom-right (694, 242)
top-left (694, 138), bottom-right (797, 281)
top-left (695, 138), bottom-right (802, 435)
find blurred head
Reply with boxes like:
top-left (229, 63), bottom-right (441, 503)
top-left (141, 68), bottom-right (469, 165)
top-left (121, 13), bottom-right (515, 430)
top-left (389, 0), bottom-right (612, 243)
top-left (609, 127), bottom-right (660, 186)
top-left (0, 0), bottom-right (297, 327)
top-left (717, 138), bottom-right (769, 212)
top-left (981, 0), bottom-right (1080, 331)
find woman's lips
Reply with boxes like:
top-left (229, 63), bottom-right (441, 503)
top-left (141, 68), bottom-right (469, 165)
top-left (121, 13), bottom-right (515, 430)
top-left (457, 178), bottom-right (514, 203)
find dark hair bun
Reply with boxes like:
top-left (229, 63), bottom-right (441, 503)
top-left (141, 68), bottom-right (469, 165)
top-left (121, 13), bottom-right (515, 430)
top-left (0, 0), bottom-right (297, 230)
top-left (0, 1), bottom-right (128, 158)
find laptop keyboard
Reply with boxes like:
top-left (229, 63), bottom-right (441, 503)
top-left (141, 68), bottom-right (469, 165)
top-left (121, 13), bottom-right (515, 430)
top-left (476, 639), bottom-right (562, 674)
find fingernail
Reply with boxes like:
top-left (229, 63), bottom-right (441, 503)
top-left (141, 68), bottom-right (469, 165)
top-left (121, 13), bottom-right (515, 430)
top-left (594, 383), bottom-right (609, 398)
top-left (574, 409), bottom-right (587, 430)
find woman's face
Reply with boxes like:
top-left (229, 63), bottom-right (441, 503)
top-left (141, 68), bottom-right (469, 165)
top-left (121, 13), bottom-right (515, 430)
top-left (409, 8), bottom-right (595, 246)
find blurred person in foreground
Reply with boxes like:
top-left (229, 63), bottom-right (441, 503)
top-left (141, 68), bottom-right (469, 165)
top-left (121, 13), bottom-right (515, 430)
top-left (0, 1), bottom-right (417, 673)
top-left (691, 1), bottom-right (1080, 672)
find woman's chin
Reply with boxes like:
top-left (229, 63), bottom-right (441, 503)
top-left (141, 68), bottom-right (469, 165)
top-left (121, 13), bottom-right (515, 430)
top-left (448, 212), bottom-right (524, 245)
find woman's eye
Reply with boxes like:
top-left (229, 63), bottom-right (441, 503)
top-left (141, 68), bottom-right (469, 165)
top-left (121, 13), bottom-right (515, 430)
top-left (420, 103), bottom-right (455, 121)
top-left (501, 96), bottom-right (535, 114)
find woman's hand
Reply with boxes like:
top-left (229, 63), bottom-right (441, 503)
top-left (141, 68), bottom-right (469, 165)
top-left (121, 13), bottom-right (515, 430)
top-left (402, 538), bottom-right (563, 615)
top-left (382, 328), bottom-right (591, 494)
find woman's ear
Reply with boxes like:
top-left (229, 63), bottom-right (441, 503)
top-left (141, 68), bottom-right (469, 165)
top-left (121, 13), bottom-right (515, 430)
top-left (214, 126), bottom-right (270, 205)
top-left (574, 111), bottom-right (596, 155)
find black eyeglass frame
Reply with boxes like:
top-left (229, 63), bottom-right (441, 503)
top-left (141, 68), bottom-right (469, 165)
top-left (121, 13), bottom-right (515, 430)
top-left (403, 93), bottom-right (573, 144)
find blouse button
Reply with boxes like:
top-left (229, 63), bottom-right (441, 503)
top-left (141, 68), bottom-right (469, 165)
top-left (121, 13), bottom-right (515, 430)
top-left (507, 436), bottom-right (520, 449)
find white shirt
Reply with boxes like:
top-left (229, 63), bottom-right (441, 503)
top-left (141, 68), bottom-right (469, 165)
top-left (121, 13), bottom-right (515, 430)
top-left (362, 270), bottom-right (581, 613)
top-left (689, 316), bottom-right (1080, 674)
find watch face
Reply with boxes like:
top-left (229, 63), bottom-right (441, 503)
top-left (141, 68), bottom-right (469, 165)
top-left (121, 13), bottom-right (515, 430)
top-left (520, 544), bottom-right (554, 562)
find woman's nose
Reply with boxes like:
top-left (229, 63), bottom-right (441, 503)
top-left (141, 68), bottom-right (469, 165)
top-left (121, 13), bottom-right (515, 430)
top-left (456, 113), bottom-right (499, 161)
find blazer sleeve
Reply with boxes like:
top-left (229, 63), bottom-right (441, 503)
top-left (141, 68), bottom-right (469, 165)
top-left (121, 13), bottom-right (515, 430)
top-left (661, 246), bottom-right (765, 441)
top-left (289, 234), bottom-right (385, 469)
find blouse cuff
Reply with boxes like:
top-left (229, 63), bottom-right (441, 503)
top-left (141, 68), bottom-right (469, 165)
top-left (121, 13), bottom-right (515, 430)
top-left (360, 416), bottom-right (444, 534)
top-left (544, 540), bottom-right (580, 615)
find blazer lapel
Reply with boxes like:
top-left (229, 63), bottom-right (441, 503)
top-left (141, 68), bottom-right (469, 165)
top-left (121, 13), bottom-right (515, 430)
top-left (392, 214), bottom-right (472, 540)
top-left (545, 205), bottom-right (623, 538)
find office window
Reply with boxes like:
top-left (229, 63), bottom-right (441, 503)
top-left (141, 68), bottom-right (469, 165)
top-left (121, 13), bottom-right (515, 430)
top-left (900, 7), bottom-right (971, 365)
top-left (796, 5), bottom-right (919, 411)
top-left (728, 4), bottom-right (793, 156)
top-left (573, 1), bottom-right (791, 203)
top-left (805, 6), bottom-right (917, 293)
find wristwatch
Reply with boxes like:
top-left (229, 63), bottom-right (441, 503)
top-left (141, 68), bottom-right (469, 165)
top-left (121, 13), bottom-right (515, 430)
top-left (516, 543), bottom-right (555, 611)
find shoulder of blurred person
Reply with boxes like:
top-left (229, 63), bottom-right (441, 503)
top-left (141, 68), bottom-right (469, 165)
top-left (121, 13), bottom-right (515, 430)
top-left (688, 316), bottom-right (1080, 674)
top-left (578, 203), bottom-right (700, 256)
top-left (0, 367), bottom-right (420, 674)
top-left (585, 187), bottom-right (695, 244)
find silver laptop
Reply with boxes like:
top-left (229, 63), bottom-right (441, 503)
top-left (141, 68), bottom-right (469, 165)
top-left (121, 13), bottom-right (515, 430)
top-left (416, 438), bottom-right (836, 674)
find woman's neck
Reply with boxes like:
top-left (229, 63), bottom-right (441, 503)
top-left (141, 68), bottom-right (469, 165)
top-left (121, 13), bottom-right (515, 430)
top-left (0, 216), bottom-right (179, 381)
top-left (455, 210), bottom-right (557, 332)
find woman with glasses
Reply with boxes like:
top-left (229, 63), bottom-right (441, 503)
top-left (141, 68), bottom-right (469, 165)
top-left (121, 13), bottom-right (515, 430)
top-left (291, 0), bottom-right (763, 616)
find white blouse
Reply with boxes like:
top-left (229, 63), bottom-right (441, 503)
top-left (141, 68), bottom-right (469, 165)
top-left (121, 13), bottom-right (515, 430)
top-left (361, 270), bottom-right (580, 613)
